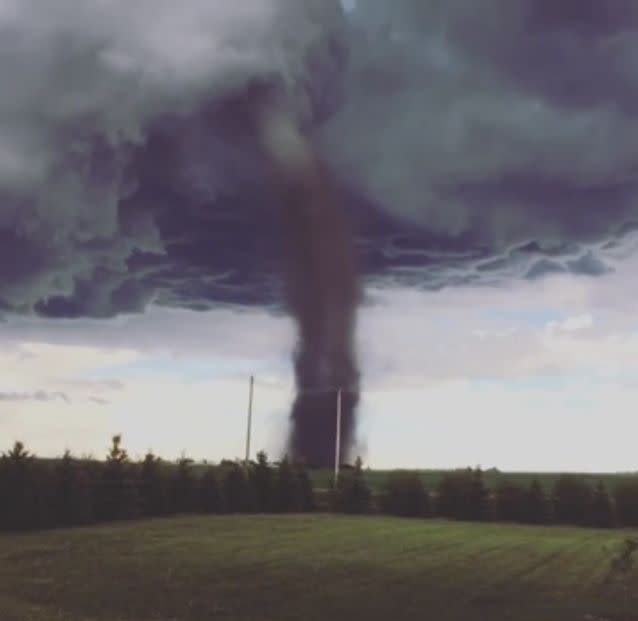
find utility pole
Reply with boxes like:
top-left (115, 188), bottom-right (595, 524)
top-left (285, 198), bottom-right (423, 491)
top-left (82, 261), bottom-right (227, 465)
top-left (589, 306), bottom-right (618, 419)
top-left (334, 387), bottom-right (342, 487)
top-left (245, 375), bottom-right (254, 469)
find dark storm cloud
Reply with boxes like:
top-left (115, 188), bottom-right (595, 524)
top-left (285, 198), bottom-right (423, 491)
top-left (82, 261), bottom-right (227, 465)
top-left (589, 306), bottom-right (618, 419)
top-left (0, 0), bottom-right (347, 316)
top-left (319, 0), bottom-right (638, 287)
top-left (1, 0), bottom-right (638, 317)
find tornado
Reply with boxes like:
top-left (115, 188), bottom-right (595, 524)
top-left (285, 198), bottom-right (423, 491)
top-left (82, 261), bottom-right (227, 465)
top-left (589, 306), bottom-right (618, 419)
top-left (257, 101), bottom-right (360, 467)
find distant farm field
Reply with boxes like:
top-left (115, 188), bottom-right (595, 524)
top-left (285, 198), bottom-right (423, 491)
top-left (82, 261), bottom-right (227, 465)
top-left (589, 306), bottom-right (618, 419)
top-left (1, 515), bottom-right (637, 621)
top-left (310, 468), bottom-right (638, 491)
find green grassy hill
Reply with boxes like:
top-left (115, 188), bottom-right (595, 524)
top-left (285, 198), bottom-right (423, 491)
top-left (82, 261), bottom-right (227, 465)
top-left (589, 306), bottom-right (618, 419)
top-left (1, 515), bottom-right (636, 621)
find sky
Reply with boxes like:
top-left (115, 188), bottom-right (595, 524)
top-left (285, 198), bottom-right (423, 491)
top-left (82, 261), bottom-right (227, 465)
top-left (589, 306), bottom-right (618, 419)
top-left (2, 0), bottom-right (638, 471)
top-left (5, 254), bottom-right (638, 472)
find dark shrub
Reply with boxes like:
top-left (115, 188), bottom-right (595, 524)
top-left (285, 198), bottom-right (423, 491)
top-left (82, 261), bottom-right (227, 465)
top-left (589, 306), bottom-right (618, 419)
top-left (222, 463), bottom-right (255, 513)
top-left (494, 480), bottom-right (527, 523)
top-left (295, 462), bottom-right (315, 512)
top-left (334, 457), bottom-right (372, 514)
top-left (524, 478), bottom-right (552, 524)
top-left (274, 456), bottom-right (301, 513)
top-left (251, 451), bottom-right (274, 513)
top-left (199, 467), bottom-right (225, 513)
top-left (171, 456), bottom-right (197, 514)
top-left (94, 435), bottom-right (140, 522)
top-left (552, 475), bottom-right (593, 525)
top-left (586, 481), bottom-right (615, 528)
top-left (436, 469), bottom-right (488, 521)
top-left (139, 452), bottom-right (170, 517)
top-left (53, 451), bottom-right (93, 526)
top-left (614, 480), bottom-right (638, 527)
top-left (0, 442), bottom-right (48, 531)
top-left (381, 471), bottom-right (431, 518)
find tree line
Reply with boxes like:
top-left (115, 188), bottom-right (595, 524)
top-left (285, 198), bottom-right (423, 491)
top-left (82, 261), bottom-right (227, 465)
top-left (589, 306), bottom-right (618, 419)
top-left (337, 464), bottom-right (638, 528)
top-left (2, 438), bottom-right (638, 532)
top-left (0, 437), bottom-right (314, 532)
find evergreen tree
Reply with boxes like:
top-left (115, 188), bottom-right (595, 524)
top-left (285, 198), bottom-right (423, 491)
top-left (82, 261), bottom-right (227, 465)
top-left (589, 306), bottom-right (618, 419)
top-left (172, 455), bottom-right (197, 514)
top-left (199, 467), bottom-right (225, 513)
top-left (587, 481), bottom-right (615, 528)
top-left (334, 457), bottom-right (372, 514)
top-left (53, 450), bottom-right (93, 527)
top-left (95, 435), bottom-right (139, 522)
top-left (251, 451), bottom-right (274, 513)
top-left (552, 475), bottom-right (593, 525)
top-left (381, 471), bottom-right (431, 518)
top-left (614, 481), bottom-right (638, 527)
top-left (139, 452), bottom-right (169, 517)
top-left (436, 469), bottom-right (488, 521)
top-left (295, 462), bottom-right (315, 512)
top-left (274, 456), bottom-right (301, 512)
top-left (524, 478), bottom-right (551, 524)
top-left (494, 480), bottom-right (526, 523)
top-left (0, 442), bottom-right (43, 531)
top-left (222, 463), bottom-right (255, 513)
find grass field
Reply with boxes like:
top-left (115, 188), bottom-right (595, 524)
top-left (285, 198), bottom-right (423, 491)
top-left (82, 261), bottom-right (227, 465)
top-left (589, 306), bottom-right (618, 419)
top-left (310, 468), bottom-right (638, 491)
top-left (1, 515), bottom-right (637, 621)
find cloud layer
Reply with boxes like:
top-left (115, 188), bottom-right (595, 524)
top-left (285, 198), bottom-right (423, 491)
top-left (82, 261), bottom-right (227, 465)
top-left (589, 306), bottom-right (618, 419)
top-left (0, 0), bottom-right (346, 316)
top-left (2, 0), bottom-right (638, 317)
top-left (0, 390), bottom-right (68, 403)
top-left (320, 0), bottom-right (638, 289)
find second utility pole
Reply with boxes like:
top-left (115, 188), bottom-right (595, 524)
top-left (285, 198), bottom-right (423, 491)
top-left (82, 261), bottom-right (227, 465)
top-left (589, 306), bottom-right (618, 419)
top-left (334, 387), bottom-right (342, 487)
top-left (245, 375), bottom-right (254, 469)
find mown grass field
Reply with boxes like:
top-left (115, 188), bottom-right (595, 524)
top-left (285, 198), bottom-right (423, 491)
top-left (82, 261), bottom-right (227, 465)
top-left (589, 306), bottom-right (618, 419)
top-left (310, 468), bottom-right (638, 491)
top-left (1, 515), bottom-right (637, 621)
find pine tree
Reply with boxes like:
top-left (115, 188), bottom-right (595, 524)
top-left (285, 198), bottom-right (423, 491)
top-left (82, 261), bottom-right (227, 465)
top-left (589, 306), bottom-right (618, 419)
top-left (0, 442), bottom-right (43, 531)
top-left (334, 457), bottom-right (372, 514)
top-left (222, 463), bottom-right (255, 513)
top-left (436, 469), bottom-right (488, 521)
top-left (495, 480), bottom-right (526, 523)
top-left (139, 452), bottom-right (169, 517)
top-left (53, 450), bottom-right (93, 526)
top-left (614, 481), bottom-right (638, 527)
top-left (295, 462), bottom-right (315, 512)
top-left (524, 478), bottom-right (551, 524)
top-left (587, 481), bottom-right (615, 528)
top-left (468, 469), bottom-right (489, 521)
top-left (199, 467), bottom-right (225, 513)
top-left (274, 456), bottom-right (300, 513)
top-left (552, 475), bottom-right (593, 525)
top-left (172, 455), bottom-right (196, 514)
top-left (95, 435), bottom-right (139, 522)
top-left (381, 471), bottom-right (430, 518)
top-left (251, 451), bottom-right (274, 513)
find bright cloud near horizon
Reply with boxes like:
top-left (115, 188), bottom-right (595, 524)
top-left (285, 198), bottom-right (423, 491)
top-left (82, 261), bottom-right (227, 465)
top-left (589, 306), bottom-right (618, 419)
top-left (3, 1), bottom-right (638, 472)
top-left (4, 252), bottom-right (638, 472)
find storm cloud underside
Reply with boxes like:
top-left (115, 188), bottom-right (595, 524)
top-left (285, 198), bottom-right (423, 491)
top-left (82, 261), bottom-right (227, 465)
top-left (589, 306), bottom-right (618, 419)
top-left (1, 0), bottom-right (638, 317)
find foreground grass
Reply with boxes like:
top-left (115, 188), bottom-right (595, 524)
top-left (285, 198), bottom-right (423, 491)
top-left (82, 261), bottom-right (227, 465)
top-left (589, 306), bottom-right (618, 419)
top-left (1, 515), bottom-right (637, 621)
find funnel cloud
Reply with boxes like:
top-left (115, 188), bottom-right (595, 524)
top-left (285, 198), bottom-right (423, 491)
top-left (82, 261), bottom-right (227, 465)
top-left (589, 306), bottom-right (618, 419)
top-left (257, 103), bottom-right (359, 465)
